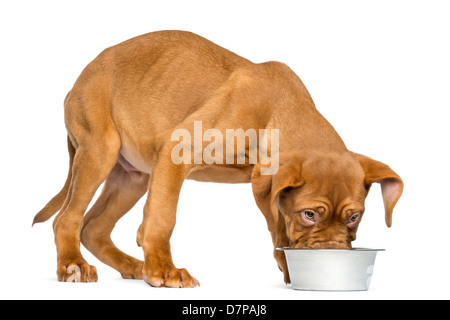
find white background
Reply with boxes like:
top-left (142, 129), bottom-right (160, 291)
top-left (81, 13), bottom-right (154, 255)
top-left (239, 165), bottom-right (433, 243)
top-left (1, 0), bottom-right (449, 300)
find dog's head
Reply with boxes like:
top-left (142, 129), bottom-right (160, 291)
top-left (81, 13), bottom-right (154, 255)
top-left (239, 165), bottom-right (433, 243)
top-left (251, 151), bottom-right (403, 249)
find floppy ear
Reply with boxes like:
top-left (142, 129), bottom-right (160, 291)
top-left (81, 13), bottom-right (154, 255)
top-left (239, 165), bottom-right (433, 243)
top-left (353, 153), bottom-right (404, 228)
top-left (251, 152), bottom-right (304, 232)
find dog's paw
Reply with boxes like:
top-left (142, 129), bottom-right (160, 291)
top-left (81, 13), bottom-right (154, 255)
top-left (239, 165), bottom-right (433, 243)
top-left (120, 260), bottom-right (144, 279)
top-left (143, 265), bottom-right (199, 288)
top-left (57, 261), bottom-right (98, 282)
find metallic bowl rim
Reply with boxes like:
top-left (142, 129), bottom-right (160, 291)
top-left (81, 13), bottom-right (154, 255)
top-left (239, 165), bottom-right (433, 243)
top-left (276, 247), bottom-right (385, 252)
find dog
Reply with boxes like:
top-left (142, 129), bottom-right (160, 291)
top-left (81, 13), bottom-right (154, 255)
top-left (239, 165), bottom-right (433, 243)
top-left (33, 30), bottom-right (403, 287)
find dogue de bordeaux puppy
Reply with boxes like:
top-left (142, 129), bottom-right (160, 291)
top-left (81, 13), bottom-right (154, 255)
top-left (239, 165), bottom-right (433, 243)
top-left (33, 30), bottom-right (403, 287)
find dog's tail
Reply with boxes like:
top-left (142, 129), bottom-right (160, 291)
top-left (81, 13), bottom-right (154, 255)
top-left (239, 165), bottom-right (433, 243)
top-left (32, 136), bottom-right (75, 226)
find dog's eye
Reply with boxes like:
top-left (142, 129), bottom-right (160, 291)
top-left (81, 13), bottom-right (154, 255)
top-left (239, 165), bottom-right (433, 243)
top-left (304, 211), bottom-right (315, 220)
top-left (348, 213), bottom-right (361, 225)
top-left (300, 209), bottom-right (317, 225)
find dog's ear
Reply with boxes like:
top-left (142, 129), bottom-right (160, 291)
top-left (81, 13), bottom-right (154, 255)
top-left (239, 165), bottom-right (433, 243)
top-left (352, 153), bottom-right (404, 228)
top-left (251, 152), bottom-right (304, 232)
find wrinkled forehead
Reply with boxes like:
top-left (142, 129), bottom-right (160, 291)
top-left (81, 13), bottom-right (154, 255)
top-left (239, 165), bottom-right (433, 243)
top-left (302, 152), bottom-right (364, 181)
top-left (291, 153), bottom-right (366, 204)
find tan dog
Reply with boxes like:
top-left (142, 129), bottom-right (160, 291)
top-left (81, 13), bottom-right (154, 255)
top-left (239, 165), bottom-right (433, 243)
top-left (33, 30), bottom-right (403, 287)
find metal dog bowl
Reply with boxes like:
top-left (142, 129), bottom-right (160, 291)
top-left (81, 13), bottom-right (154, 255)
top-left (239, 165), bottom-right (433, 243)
top-left (277, 248), bottom-right (384, 291)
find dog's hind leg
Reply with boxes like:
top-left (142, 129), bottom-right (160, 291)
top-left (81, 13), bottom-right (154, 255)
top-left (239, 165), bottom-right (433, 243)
top-left (81, 162), bottom-right (149, 279)
top-left (52, 129), bottom-right (120, 282)
top-left (52, 83), bottom-right (122, 281)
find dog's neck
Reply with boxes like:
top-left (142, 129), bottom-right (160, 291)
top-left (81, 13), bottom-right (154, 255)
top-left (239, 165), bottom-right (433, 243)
top-left (268, 99), bottom-right (348, 154)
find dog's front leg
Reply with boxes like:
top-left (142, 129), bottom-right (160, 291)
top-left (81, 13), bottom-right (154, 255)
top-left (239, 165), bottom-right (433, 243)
top-left (272, 231), bottom-right (290, 285)
top-left (140, 151), bottom-right (199, 288)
